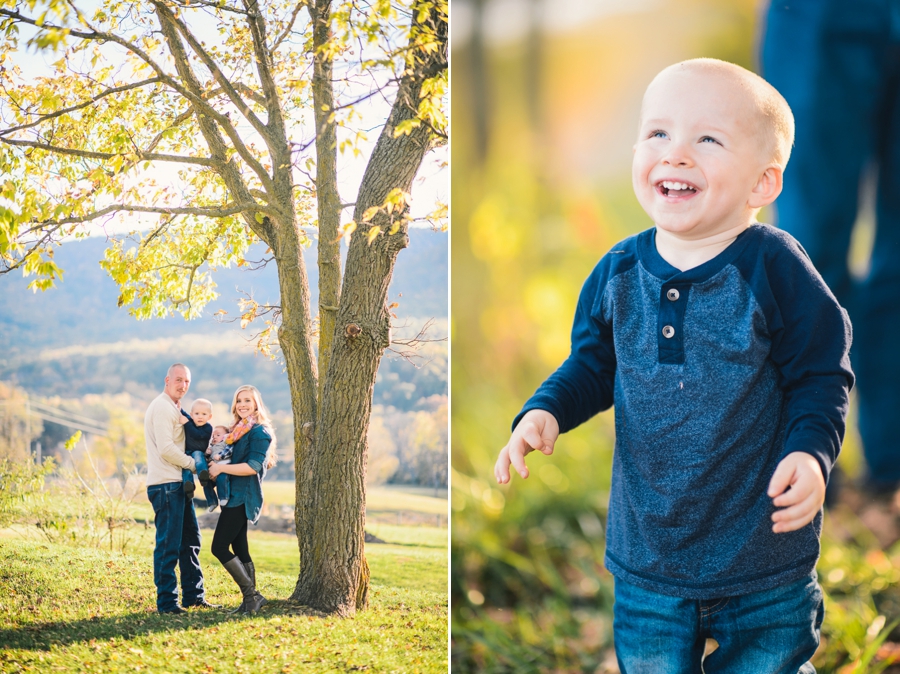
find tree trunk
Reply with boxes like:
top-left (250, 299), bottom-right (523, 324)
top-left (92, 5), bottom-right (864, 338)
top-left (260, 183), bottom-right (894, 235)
top-left (291, 1), bottom-right (446, 615)
top-left (310, 0), bottom-right (342, 402)
top-left (272, 221), bottom-right (320, 522)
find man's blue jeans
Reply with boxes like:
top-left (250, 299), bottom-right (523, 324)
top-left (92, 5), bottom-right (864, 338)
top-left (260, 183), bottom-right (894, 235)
top-left (761, 0), bottom-right (900, 487)
top-left (613, 572), bottom-right (823, 674)
top-left (146, 482), bottom-right (205, 611)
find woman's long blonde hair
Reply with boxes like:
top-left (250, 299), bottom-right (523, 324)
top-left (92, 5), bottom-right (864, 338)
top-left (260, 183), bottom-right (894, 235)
top-left (230, 384), bottom-right (278, 469)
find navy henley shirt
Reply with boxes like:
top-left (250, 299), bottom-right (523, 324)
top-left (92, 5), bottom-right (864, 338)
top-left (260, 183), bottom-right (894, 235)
top-left (515, 224), bottom-right (854, 599)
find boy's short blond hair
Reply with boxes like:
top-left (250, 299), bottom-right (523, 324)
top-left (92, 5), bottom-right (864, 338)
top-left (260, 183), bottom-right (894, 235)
top-left (191, 398), bottom-right (212, 412)
top-left (651, 58), bottom-right (795, 167)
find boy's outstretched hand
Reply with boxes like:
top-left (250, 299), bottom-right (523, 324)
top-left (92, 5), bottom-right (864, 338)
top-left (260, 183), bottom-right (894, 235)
top-left (767, 452), bottom-right (826, 533)
top-left (495, 410), bottom-right (560, 484)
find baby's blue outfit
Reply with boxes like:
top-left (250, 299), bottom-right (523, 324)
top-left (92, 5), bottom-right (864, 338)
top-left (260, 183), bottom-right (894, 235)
top-left (516, 224), bottom-right (853, 671)
top-left (205, 440), bottom-right (232, 509)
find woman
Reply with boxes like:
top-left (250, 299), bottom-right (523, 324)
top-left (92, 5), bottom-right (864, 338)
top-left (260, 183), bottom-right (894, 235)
top-left (208, 384), bottom-right (277, 614)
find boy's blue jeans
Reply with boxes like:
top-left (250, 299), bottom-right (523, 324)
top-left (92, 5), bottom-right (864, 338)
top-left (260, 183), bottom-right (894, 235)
top-left (613, 572), bottom-right (823, 674)
top-left (761, 0), bottom-right (900, 487)
top-left (182, 452), bottom-right (209, 494)
top-left (146, 481), bottom-right (205, 612)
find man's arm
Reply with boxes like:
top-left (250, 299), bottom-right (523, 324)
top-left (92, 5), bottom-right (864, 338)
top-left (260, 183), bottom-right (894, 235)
top-left (153, 406), bottom-right (196, 471)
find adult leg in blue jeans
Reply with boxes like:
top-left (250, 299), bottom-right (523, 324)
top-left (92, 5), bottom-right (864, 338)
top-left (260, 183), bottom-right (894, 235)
top-left (178, 490), bottom-right (206, 607)
top-left (761, 0), bottom-right (900, 490)
top-left (147, 482), bottom-right (186, 613)
top-left (613, 573), bottom-right (822, 674)
top-left (147, 481), bottom-right (207, 612)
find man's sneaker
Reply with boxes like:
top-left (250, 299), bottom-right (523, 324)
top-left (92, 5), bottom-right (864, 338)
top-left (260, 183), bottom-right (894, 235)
top-left (184, 599), bottom-right (220, 609)
top-left (159, 606), bottom-right (186, 615)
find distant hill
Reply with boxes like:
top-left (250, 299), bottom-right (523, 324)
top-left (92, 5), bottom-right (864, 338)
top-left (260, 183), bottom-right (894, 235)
top-left (0, 229), bottom-right (447, 412)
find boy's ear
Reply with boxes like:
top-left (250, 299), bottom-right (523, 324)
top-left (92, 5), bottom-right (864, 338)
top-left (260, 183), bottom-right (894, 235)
top-left (748, 165), bottom-right (783, 209)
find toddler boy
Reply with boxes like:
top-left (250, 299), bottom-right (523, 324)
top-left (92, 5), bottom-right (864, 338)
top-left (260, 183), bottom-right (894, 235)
top-left (180, 399), bottom-right (213, 500)
top-left (495, 58), bottom-right (854, 673)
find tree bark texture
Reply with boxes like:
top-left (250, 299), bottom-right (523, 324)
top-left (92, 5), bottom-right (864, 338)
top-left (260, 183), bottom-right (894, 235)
top-left (310, 0), bottom-right (343, 404)
top-left (291, 0), bottom-right (447, 616)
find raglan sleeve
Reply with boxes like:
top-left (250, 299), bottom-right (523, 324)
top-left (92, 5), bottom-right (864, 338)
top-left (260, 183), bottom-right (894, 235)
top-left (513, 260), bottom-right (617, 434)
top-left (765, 239), bottom-right (854, 483)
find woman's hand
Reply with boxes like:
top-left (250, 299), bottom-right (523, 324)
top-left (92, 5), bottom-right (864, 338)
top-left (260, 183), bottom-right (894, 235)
top-left (209, 463), bottom-right (223, 478)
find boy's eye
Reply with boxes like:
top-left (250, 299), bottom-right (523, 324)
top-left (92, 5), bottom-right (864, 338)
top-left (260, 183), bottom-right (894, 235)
top-left (651, 130), bottom-right (668, 139)
top-left (700, 136), bottom-right (720, 144)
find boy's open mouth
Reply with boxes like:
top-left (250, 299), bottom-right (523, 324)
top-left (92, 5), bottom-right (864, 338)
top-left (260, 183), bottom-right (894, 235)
top-left (658, 180), bottom-right (697, 197)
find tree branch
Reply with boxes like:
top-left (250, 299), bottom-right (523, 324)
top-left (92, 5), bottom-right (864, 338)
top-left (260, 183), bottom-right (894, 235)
top-left (242, 0), bottom-right (288, 137)
top-left (169, 0), bottom-right (249, 14)
top-left (151, 0), bottom-right (271, 141)
top-left (150, 1), bottom-right (279, 212)
top-left (0, 136), bottom-right (218, 167)
top-left (33, 201), bottom-right (264, 227)
top-left (271, 1), bottom-right (306, 53)
top-left (0, 77), bottom-right (162, 137)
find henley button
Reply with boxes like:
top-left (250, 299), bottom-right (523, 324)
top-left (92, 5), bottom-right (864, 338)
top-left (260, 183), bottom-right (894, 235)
top-left (662, 325), bottom-right (675, 338)
top-left (666, 288), bottom-right (680, 301)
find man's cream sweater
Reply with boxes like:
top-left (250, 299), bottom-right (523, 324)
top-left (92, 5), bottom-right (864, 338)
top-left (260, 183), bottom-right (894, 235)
top-left (144, 392), bottom-right (195, 486)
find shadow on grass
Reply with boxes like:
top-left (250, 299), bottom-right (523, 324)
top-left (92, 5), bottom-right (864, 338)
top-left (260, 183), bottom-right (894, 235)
top-left (378, 540), bottom-right (447, 549)
top-left (0, 600), bottom-right (307, 651)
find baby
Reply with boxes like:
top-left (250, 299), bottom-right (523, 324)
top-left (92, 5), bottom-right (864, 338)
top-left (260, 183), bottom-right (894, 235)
top-left (495, 58), bottom-right (853, 672)
top-left (203, 424), bottom-right (233, 512)
top-left (180, 399), bottom-right (213, 500)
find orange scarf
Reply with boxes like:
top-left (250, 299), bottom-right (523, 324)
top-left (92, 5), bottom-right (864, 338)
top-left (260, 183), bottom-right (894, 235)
top-left (225, 415), bottom-right (257, 445)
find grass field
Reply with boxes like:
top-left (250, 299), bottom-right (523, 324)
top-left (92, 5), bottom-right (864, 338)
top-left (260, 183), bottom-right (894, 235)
top-left (0, 512), bottom-right (448, 672)
top-left (261, 482), bottom-right (449, 515)
top-left (117, 482), bottom-right (449, 528)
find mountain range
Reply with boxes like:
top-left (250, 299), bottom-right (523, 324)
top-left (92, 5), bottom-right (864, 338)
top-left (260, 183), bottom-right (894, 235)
top-left (0, 228), bottom-right (447, 413)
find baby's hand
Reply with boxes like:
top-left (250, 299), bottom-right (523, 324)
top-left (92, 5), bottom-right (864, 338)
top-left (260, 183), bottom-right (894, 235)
top-left (495, 409), bottom-right (560, 484)
top-left (179, 415), bottom-right (189, 426)
top-left (767, 452), bottom-right (826, 533)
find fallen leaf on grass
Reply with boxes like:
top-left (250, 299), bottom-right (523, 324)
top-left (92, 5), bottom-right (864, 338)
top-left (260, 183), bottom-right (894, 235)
top-left (878, 642), bottom-right (900, 662)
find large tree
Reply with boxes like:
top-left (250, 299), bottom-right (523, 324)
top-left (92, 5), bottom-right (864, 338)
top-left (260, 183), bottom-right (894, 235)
top-left (0, 0), bottom-right (446, 615)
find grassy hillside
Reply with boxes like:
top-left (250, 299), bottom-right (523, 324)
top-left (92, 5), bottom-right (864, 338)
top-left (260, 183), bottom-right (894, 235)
top-left (0, 229), bottom-right (447, 413)
top-left (0, 228), bottom-right (447, 354)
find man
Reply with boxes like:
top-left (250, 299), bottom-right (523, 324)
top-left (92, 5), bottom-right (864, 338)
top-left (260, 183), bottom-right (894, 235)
top-left (761, 2), bottom-right (900, 513)
top-left (144, 363), bottom-right (213, 613)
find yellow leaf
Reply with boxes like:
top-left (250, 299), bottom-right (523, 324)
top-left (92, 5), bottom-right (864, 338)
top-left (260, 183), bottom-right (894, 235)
top-left (64, 431), bottom-right (82, 452)
top-left (367, 226), bottom-right (381, 244)
top-left (361, 206), bottom-right (380, 223)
